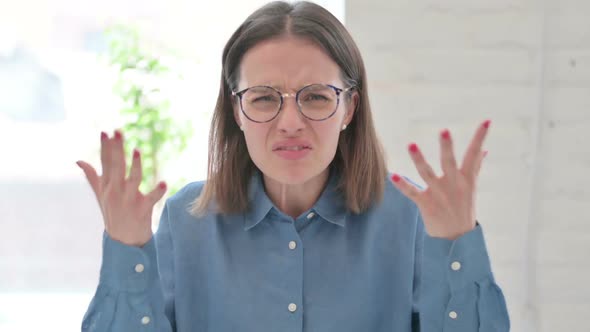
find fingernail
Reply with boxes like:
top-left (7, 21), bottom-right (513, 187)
top-left (159, 182), bottom-right (167, 189)
top-left (408, 143), bottom-right (419, 153)
top-left (441, 129), bottom-right (451, 140)
top-left (75, 161), bottom-right (82, 168)
top-left (483, 120), bottom-right (491, 129)
top-left (391, 174), bottom-right (401, 183)
top-left (100, 132), bottom-right (107, 141)
top-left (133, 149), bottom-right (140, 159)
top-left (483, 150), bottom-right (488, 158)
top-left (114, 130), bottom-right (122, 140)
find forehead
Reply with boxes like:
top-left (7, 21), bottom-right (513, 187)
top-left (238, 36), bottom-right (342, 91)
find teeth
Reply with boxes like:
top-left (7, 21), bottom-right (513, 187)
top-left (280, 146), bottom-right (306, 151)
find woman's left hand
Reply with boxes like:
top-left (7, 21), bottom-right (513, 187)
top-left (391, 120), bottom-right (491, 240)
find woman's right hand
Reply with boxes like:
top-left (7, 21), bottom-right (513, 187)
top-left (76, 130), bottom-right (167, 247)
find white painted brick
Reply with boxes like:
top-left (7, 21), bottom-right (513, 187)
top-left (536, 231), bottom-right (590, 265)
top-left (483, 230), bottom-right (528, 265)
top-left (537, 265), bottom-right (590, 301)
top-left (545, 51), bottom-right (590, 85)
top-left (348, 8), bottom-right (541, 50)
top-left (348, 0), bottom-right (538, 12)
top-left (545, 87), bottom-right (590, 120)
top-left (545, 0), bottom-right (590, 13)
top-left (539, 129), bottom-right (590, 170)
top-left (538, 303), bottom-right (590, 331)
top-left (536, 197), bottom-right (590, 232)
top-left (362, 50), bottom-right (538, 86)
top-left (539, 125), bottom-right (590, 198)
top-left (546, 13), bottom-right (590, 49)
top-left (372, 85), bottom-right (538, 120)
top-left (347, 0), bottom-right (590, 329)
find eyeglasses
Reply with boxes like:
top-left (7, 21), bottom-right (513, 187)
top-left (231, 83), bottom-right (356, 123)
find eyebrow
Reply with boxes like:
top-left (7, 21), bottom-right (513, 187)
top-left (258, 83), bottom-right (302, 90)
top-left (254, 82), bottom-right (330, 90)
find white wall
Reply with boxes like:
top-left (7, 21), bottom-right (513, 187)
top-left (345, 0), bottom-right (590, 331)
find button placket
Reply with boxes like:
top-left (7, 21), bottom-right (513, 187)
top-left (282, 225), bottom-right (303, 321)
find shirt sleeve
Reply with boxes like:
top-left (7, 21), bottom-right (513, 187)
top-left (412, 212), bottom-right (510, 332)
top-left (81, 201), bottom-right (175, 332)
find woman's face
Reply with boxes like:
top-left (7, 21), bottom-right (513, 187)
top-left (233, 36), bottom-right (357, 185)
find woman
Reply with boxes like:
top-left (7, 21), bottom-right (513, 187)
top-left (77, 1), bottom-right (510, 331)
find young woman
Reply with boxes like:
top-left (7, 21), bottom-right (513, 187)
top-left (77, 1), bottom-right (510, 331)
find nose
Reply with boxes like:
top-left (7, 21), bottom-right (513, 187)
top-left (275, 95), bottom-right (305, 134)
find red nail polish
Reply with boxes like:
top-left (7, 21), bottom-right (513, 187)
top-left (409, 143), bottom-right (419, 153)
top-left (159, 182), bottom-right (167, 189)
top-left (441, 129), bottom-right (451, 140)
top-left (483, 120), bottom-right (491, 129)
top-left (115, 130), bottom-right (122, 140)
top-left (133, 149), bottom-right (140, 159)
top-left (391, 174), bottom-right (401, 183)
top-left (100, 132), bottom-right (107, 141)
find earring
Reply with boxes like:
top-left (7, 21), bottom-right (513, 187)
top-left (341, 124), bottom-right (347, 131)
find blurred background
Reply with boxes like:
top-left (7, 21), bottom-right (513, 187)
top-left (0, 0), bottom-right (588, 331)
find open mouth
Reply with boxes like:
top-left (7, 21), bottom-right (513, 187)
top-left (272, 139), bottom-right (313, 160)
top-left (274, 146), bottom-right (311, 151)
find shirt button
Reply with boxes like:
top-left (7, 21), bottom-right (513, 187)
top-left (449, 311), bottom-right (458, 319)
top-left (288, 303), bottom-right (297, 313)
top-left (141, 316), bottom-right (151, 325)
top-left (135, 263), bottom-right (145, 273)
top-left (451, 261), bottom-right (461, 271)
top-left (288, 241), bottom-right (297, 250)
top-left (306, 212), bottom-right (315, 219)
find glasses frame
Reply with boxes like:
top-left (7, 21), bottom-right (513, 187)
top-left (231, 83), bottom-right (356, 123)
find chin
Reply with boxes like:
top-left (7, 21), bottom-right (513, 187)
top-left (258, 162), bottom-right (325, 186)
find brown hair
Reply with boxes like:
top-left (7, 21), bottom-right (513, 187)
top-left (189, 0), bottom-right (387, 217)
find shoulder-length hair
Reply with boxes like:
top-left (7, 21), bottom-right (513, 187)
top-left (189, 1), bottom-right (387, 217)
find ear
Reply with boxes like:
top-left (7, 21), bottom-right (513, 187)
top-left (343, 91), bottom-right (359, 126)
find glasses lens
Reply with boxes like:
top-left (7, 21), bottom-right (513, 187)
top-left (298, 84), bottom-right (338, 120)
top-left (242, 87), bottom-right (281, 122)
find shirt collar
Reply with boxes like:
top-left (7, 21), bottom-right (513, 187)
top-left (243, 169), bottom-right (274, 231)
top-left (243, 167), bottom-right (347, 231)
top-left (311, 168), bottom-right (347, 227)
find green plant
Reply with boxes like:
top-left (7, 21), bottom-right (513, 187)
top-left (104, 24), bottom-right (193, 197)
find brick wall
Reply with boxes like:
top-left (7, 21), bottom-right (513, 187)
top-left (345, 0), bottom-right (590, 331)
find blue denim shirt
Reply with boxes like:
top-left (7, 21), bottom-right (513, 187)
top-left (82, 169), bottom-right (509, 331)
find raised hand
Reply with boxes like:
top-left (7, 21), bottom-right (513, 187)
top-left (76, 130), bottom-right (167, 247)
top-left (391, 120), bottom-right (490, 240)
